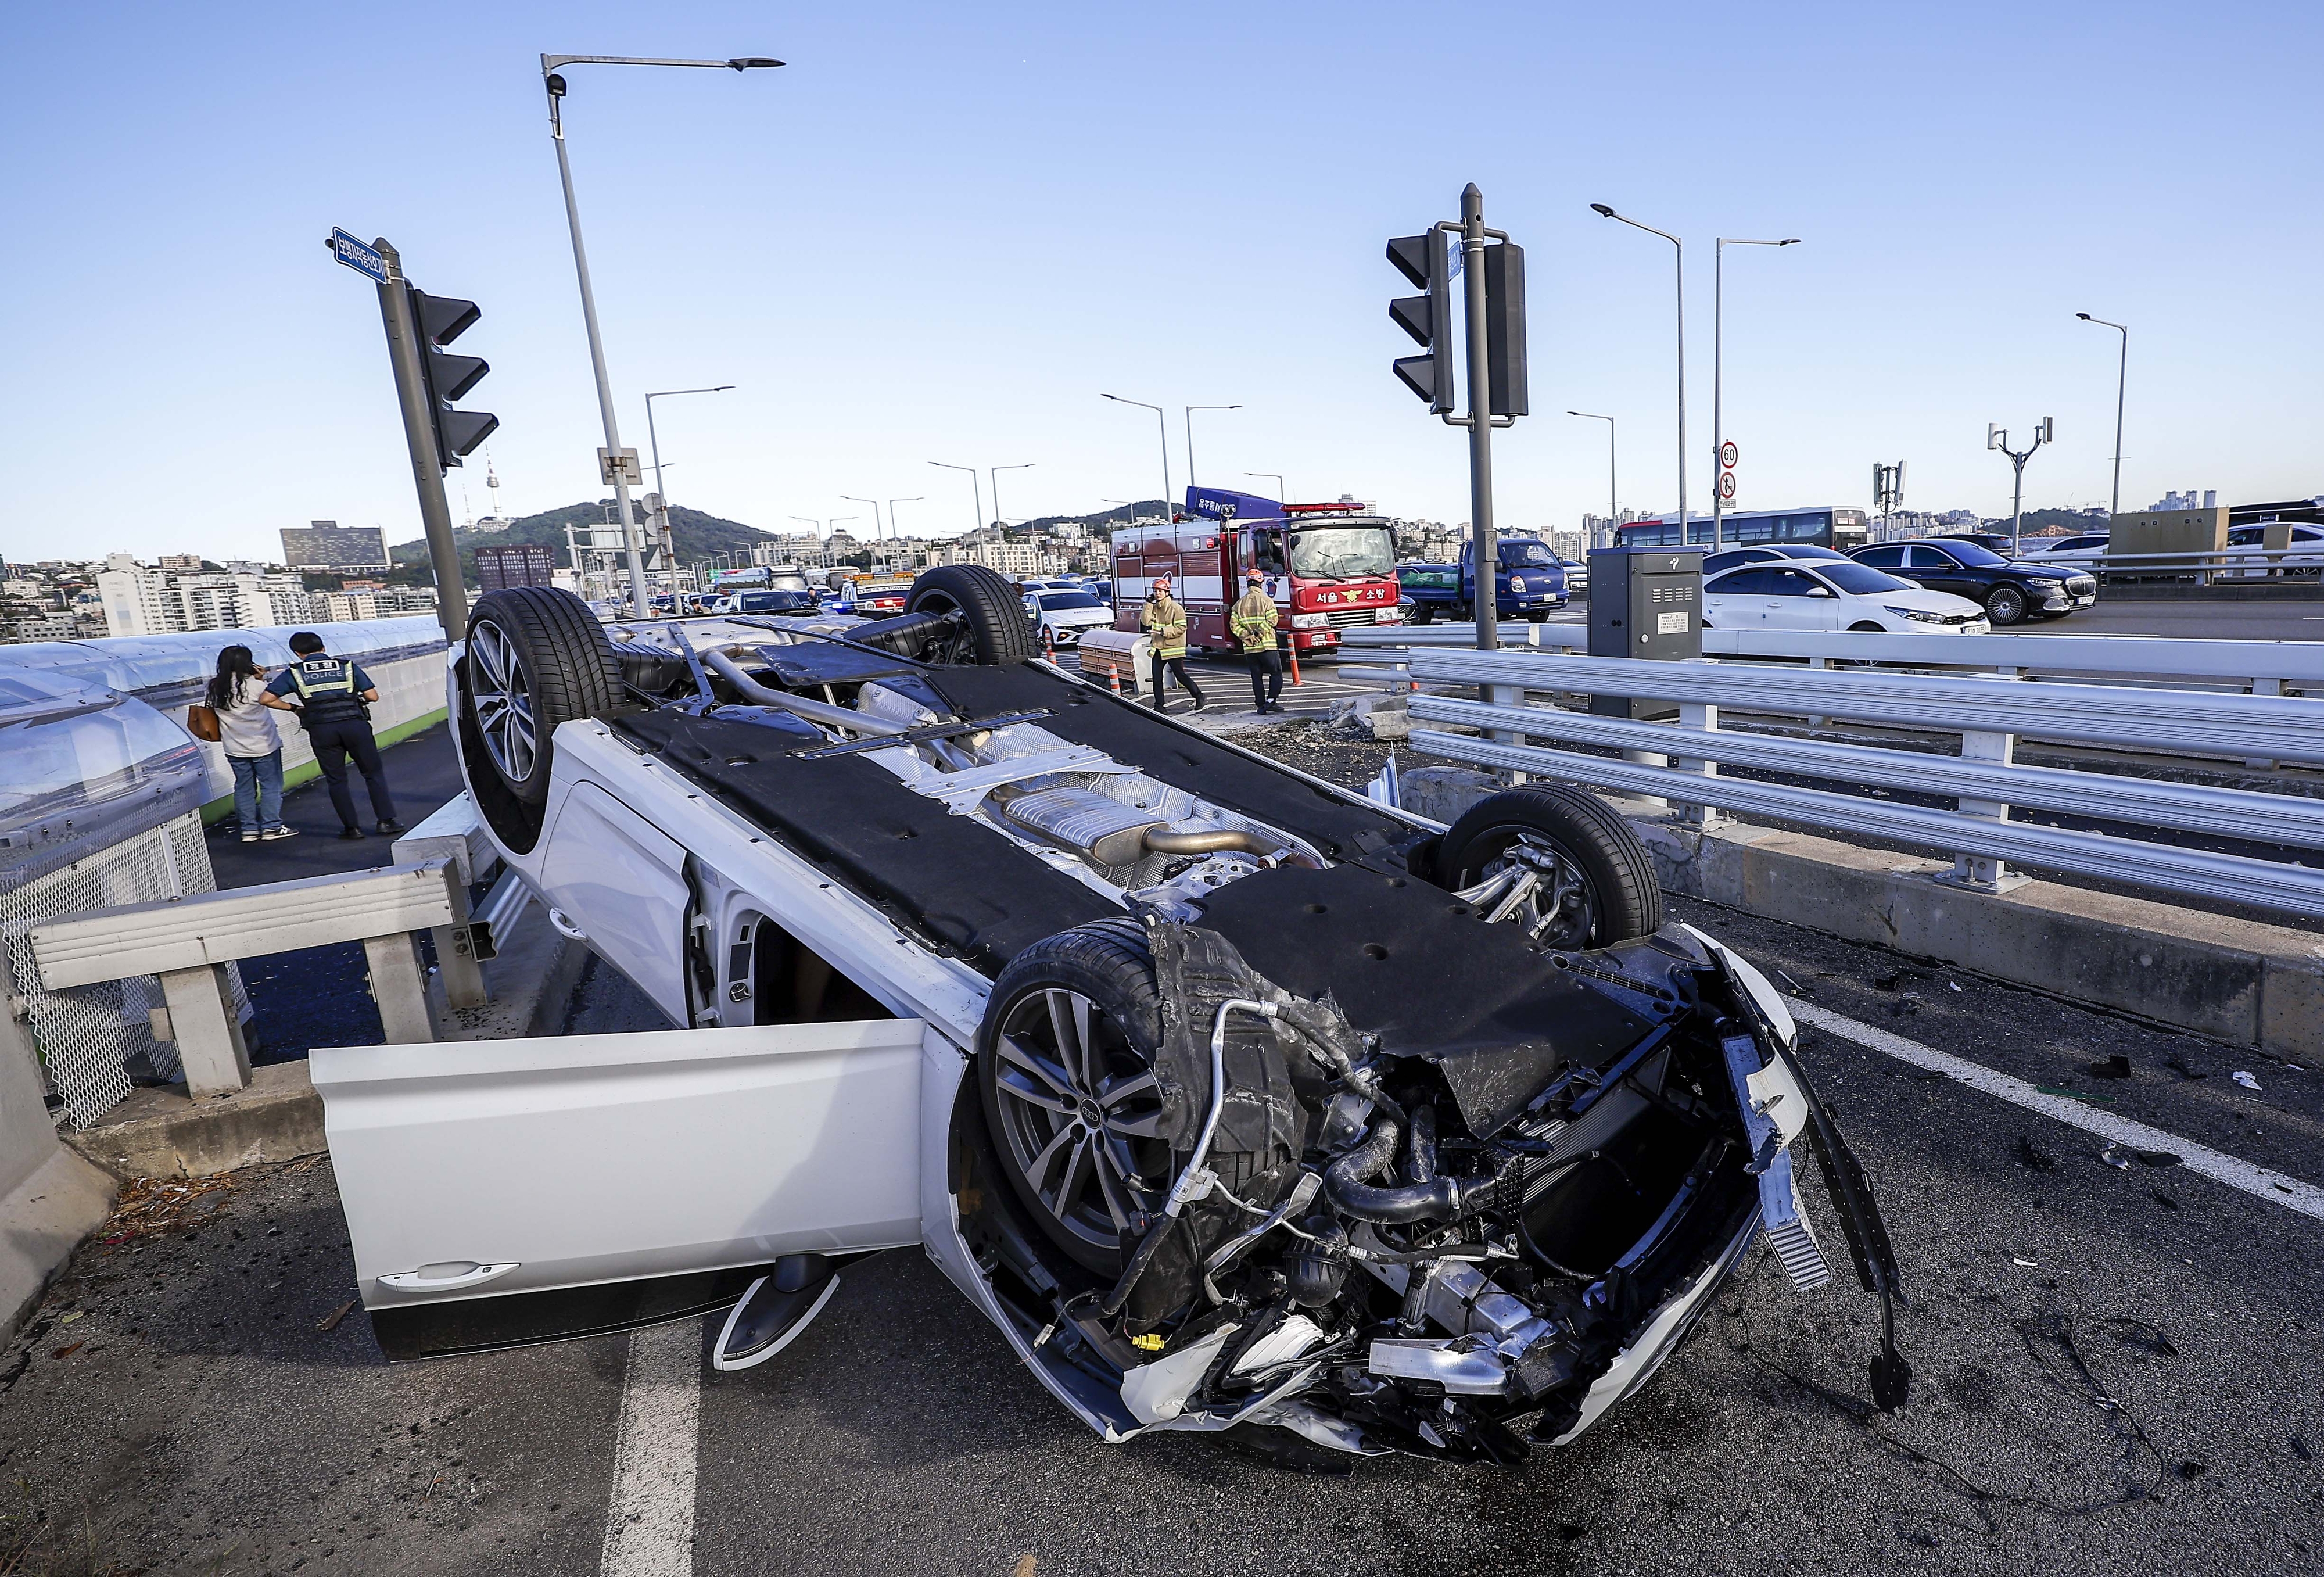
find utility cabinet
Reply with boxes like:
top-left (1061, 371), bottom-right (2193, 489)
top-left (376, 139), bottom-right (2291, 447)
top-left (1586, 548), bottom-right (1702, 721)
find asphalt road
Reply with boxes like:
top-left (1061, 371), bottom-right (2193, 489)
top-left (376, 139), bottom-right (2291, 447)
top-left (5, 915), bottom-right (2319, 1572)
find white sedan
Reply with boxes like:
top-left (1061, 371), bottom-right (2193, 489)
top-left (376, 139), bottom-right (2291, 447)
top-left (1703, 559), bottom-right (1989, 633)
top-left (1021, 587), bottom-right (1118, 648)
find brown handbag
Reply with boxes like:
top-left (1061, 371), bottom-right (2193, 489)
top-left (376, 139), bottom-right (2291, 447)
top-left (186, 704), bottom-right (222, 743)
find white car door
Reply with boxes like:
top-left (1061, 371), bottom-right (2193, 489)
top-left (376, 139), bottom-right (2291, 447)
top-left (1701, 567), bottom-right (1767, 628)
top-left (1760, 566), bottom-right (1843, 630)
top-left (536, 780), bottom-right (692, 1026)
top-left (313, 1015), bottom-right (942, 1358)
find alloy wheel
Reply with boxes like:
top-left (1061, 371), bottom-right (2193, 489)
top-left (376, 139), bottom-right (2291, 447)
top-left (989, 987), bottom-right (1168, 1261)
top-left (467, 619), bottom-right (539, 785)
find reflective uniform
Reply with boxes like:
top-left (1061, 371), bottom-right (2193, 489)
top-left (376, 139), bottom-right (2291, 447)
top-left (1229, 586), bottom-right (1283, 711)
top-left (1139, 591), bottom-right (1204, 711)
top-left (271, 655), bottom-right (397, 831)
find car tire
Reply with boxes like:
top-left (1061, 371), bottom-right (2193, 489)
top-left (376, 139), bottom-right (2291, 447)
top-left (1411, 604), bottom-right (1434, 626)
top-left (907, 565), bottom-right (1036, 664)
top-left (978, 921), bottom-right (1174, 1274)
top-left (1435, 784), bottom-right (1662, 948)
top-left (1985, 585), bottom-right (2027, 626)
top-left (461, 587), bottom-right (623, 813)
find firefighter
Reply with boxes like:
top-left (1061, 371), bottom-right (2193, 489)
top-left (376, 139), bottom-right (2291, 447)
top-left (1230, 568), bottom-right (1285, 713)
top-left (260, 631), bottom-right (401, 840)
top-left (1139, 575), bottom-right (1205, 713)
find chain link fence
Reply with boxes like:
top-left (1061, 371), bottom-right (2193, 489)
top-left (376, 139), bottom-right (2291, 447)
top-left (0, 812), bottom-right (249, 1126)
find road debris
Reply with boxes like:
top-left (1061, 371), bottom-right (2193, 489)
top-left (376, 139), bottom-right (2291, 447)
top-left (2232, 1071), bottom-right (2262, 1091)
top-left (96, 1174), bottom-right (236, 1247)
top-left (2099, 1146), bottom-right (2132, 1170)
top-left (318, 1299), bottom-right (358, 1334)
top-left (2011, 1256), bottom-right (2039, 1267)
top-left (2086, 1055), bottom-right (2133, 1080)
top-left (2015, 1135), bottom-right (2059, 1172)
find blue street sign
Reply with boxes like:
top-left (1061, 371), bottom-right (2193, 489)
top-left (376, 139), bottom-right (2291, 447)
top-left (330, 228), bottom-right (389, 284)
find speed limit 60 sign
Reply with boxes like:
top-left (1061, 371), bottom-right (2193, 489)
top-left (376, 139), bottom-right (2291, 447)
top-left (1718, 440), bottom-right (1739, 469)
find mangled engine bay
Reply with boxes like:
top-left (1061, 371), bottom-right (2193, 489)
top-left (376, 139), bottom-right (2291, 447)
top-left (608, 605), bottom-right (1909, 1465)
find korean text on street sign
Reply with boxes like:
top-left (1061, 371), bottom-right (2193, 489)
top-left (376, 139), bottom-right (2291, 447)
top-left (329, 229), bottom-right (390, 285)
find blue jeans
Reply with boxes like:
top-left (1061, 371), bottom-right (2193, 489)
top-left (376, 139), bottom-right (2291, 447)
top-left (229, 751), bottom-right (284, 832)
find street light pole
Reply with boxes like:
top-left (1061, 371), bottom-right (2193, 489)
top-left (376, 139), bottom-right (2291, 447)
top-left (1593, 205), bottom-right (1685, 551)
top-left (1182, 406), bottom-right (1240, 490)
top-left (643, 384), bottom-right (731, 601)
top-left (929, 462), bottom-right (982, 535)
top-left (1987, 420), bottom-right (2054, 557)
top-left (1710, 236), bottom-right (1799, 550)
top-left (2076, 313), bottom-right (2129, 518)
top-left (887, 498), bottom-right (922, 565)
top-left (1101, 394), bottom-right (1171, 519)
top-left (1568, 411), bottom-right (1616, 544)
top-left (841, 497), bottom-right (884, 561)
top-left (1244, 472), bottom-right (1286, 503)
top-left (541, 55), bottom-right (779, 611)
top-left (988, 464), bottom-right (1034, 527)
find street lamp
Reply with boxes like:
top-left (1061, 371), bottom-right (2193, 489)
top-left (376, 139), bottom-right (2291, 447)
top-left (2076, 313), bottom-right (2129, 518)
top-left (644, 385), bottom-right (732, 600)
top-left (1244, 472), bottom-right (1286, 502)
top-left (1711, 236), bottom-right (1799, 549)
top-left (1183, 406), bottom-right (1240, 489)
top-left (1100, 394), bottom-right (1171, 520)
top-left (988, 464), bottom-right (1034, 527)
top-left (1568, 412), bottom-right (1616, 545)
top-left (1592, 204), bottom-right (1687, 550)
top-left (929, 462), bottom-right (982, 535)
top-left (887, 498), bottom-right (922, 565)
top-left (542, 53), bottom-right (781, 611)
top-left (840, 496), bottom-right (885, 560)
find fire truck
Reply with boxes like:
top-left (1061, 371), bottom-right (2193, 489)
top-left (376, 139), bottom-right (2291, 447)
top-left (1109, 488), bottom-right (1403, 655)
top-left (829, 568), bottom-right (915, 615)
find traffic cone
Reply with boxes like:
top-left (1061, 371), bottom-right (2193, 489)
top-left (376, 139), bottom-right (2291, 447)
top-left (1108, 663), bottom-right (1122, 698)
top-left (1043, 625), bottom-right (1056, 662)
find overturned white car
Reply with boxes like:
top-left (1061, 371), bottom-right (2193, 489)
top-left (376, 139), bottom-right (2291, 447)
top-left (315, 568), bottom-right (1907, 1468)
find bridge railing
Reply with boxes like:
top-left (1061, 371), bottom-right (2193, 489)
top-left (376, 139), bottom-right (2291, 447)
top-left (1343, 639), bottom-right (2324, 917)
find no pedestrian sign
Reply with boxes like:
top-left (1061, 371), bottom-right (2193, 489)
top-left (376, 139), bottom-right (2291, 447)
top-left (329, 228), bottom-right (389, 285)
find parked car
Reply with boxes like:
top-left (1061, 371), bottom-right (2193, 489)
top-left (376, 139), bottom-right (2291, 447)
top-left (1703, 559), bottom-right (1989, 633)
top-left (1555, 554), bottom-right (1588, 597)
top-left (1849, 540), bottom-right (2096, 625)
top-left (1932, 531), bottom-right (2018, 555)
top-left (313, 568), bottom-right (1910, 1472)
top-left (1396, 563), bottom-right (1464, 624)
top-left (1022, 587), bottom-right (1117, 648)
top-left (2220, 522), bottom-right (2324, 578)
top-left (2015, 533), bottom-right (2110, 565)
top-left (1699, 544), bottom-right (1852, 577)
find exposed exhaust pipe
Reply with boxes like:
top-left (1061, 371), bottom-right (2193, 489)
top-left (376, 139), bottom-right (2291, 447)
top-left (701, 648), bottom-right (914, 737)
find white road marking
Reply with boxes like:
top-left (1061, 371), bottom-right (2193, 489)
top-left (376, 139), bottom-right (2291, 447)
top-left (1792, 1000), bottom-right (2324, 1223)
top-left (601, 1320), bottom-right (702, 1577)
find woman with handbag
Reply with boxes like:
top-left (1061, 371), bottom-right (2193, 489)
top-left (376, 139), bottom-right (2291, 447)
top-left (203, 645), bottom-right (296, 844)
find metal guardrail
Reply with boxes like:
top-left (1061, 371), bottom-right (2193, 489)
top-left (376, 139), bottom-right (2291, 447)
top-left (1358, 642), bottom-right (2324, 917)
top-left (1342, 623), bottom-right (2324, 693)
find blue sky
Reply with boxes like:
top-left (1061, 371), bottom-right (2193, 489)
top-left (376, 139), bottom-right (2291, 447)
top-left (3, 1), bottom-right (2317, 564)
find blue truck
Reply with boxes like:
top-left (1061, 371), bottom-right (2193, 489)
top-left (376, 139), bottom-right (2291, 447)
top-left (1398, 537), bottom-right (1568, 622)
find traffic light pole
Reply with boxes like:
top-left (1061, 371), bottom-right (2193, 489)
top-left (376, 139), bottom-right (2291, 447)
top-left (1450, 185), bottom-right (1498, 657)
top-left (371, 238), bottom-right (467, 643)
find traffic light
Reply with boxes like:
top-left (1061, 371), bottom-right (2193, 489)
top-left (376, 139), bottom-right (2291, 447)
top-left (1387, 231), bottom-right (1451, 413)
top-left (1483, 242), bottom-right (1527, 417)
top-left (408, 288), bottom-right (497, 470)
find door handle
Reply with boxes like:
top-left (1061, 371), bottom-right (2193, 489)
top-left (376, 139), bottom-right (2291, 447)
top-left (546, 908), bottom-right (589, 942)
top-left (378, 1261), bottom-right (519, 1293)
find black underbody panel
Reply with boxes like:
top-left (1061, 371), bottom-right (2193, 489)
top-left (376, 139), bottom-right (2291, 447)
top-left (1190, 863), bottom-right (1655, 1135)
top-left (919, 664), bottom-right (1419, 866)
top-left (614, 708), bottom-right (1119, 976)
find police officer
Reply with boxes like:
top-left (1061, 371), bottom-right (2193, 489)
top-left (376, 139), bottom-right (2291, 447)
top-left (1138, 575), bottom-right (1205, 714)
top-left (261, 631), bottom-right (402, 840)
top-left (1229, 568), bottom-right (1285, 713)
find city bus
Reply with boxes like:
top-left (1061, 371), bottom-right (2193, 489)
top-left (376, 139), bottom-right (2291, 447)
top-left (1615, 507), bottom-right (1870, 553)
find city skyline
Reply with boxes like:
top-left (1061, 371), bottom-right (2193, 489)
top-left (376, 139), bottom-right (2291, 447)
top-left (3, 2), bottom-right (2318, 567)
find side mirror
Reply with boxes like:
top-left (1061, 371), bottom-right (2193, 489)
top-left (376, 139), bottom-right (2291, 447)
top-left (1806, 586), bottom-right (1834, 597)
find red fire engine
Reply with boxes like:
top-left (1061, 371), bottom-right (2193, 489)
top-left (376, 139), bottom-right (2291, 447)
top-left (1109, 492), bottom-right (1403, 655)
